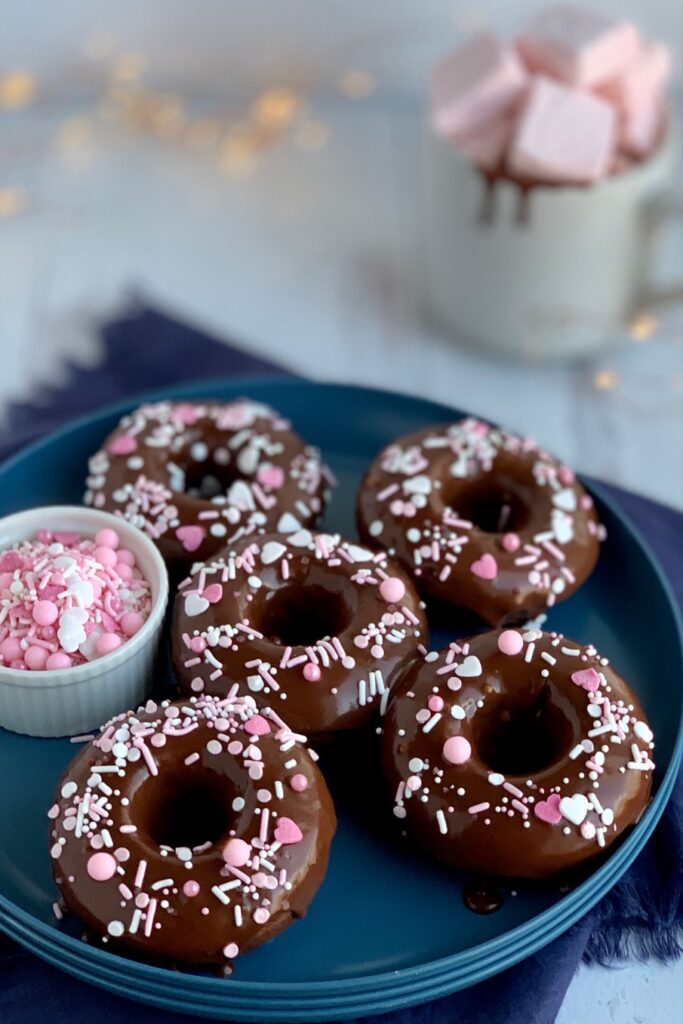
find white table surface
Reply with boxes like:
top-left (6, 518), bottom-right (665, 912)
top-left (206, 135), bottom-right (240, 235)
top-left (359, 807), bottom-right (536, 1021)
top-left (1, 96), bottom-right (682, 1023)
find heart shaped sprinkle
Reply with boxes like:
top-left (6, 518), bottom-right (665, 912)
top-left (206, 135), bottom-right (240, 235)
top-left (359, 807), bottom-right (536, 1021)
top-left (202, 583), bottom-right (223, 604)
top-left (274, 817), bottom-right (303, 845)
top-left (176, 525), bottom-right (205, 552)
top-left (184, 593), bottom-right (210, 617)
top-left (244, 714), bottom-right (271, 736)
top-left (534, 793), bottom-right (562, 825)
top-left (559, 793), bottom-right (589, 826)
top-left (257, 465), bottom-right (285, 490)
top-left (261, 541), bottom-right (287, 565)
top-left (108, 435), bottom-right (138, 456)
top-left (455, 655), bottom-right (482, 678)
top-left (277, 513), bottom-right (301, 533)
top-left (552, 488), bottom-right (577, 512)
top-left (571, 668), bottom-right (600, 692)
top-left (470, 554), bottom-right (498, 580)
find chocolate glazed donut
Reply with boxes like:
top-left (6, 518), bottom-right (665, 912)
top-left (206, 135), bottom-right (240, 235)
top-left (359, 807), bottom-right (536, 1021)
top-left (172, 531), bottom-right (428, 736)
top-left (49, 695), bottom-right (335, 967)
top-left (357, 418), bottom-right (604, 626)
top-left (383, 630), bottom-right (654, 879)
top-left (84, 399), bottom-right (332, 566)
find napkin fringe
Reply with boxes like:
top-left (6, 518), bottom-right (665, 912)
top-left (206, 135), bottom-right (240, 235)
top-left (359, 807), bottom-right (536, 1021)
top-left (584, 922), bottom-right (682, 965)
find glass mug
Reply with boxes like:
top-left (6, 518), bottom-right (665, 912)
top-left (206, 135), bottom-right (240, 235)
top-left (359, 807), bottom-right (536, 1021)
top-left (422, 130), bottom-right (680, 360)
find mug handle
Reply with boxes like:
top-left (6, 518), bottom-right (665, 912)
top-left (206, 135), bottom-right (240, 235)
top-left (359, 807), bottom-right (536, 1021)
top-left (639, 191), bottom-right (683, 306)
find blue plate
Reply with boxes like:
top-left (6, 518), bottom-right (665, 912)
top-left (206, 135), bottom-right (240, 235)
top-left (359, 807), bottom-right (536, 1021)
top-left (0, 380), bottom-right (681, 1021)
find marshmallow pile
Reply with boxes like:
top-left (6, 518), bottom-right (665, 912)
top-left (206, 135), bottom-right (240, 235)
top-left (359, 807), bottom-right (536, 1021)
top-left (431, 6), bottom-right (670, 184)
top-left (0, 529), bottom-right (151, 671)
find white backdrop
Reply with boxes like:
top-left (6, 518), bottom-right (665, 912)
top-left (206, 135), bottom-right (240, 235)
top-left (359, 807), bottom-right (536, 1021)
top-left (3, 0), bottom-right (682, 98)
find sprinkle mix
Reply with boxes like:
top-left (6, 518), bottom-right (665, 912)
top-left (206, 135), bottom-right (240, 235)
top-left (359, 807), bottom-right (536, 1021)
top-left (84, 400), bottom-right (332, 558)
top-left (49, 693), bottom-right (331, 962)
top-left (0, 528), bottom-right (150, 671)
top-left (174, 531), bottom-right (427, 731)
top-left (385, 630), bottom-right (654, 875)
top-left (359, 418), bottom-right (606, 619)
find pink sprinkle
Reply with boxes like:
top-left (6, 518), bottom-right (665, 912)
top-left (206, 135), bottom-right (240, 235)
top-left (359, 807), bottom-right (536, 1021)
top-left (109, 435), bottom-right (137, 456)
top-left (25, 646), bottom-right (49, 670)
top-left (97, 633), bottom-right (122, 656)
top-left (468, 802), bottom-right (490, 815)
top-left (442, 736), bottom-right (472, 765)
top-left (95, 528), bottom-right (120, 550)
top-left (498, 630), bottom-right (524, 656)
top-left (244, 714), bottom-right (271, 736)
top-left (222, 838), bottom-right (251, 867)
top-left (33, 600), bottom-right (59, 626)
top-left (303, 662), bottom-right (321, 683)
top-left (428, 695), bottom-right (444, 712)
top-left (290, 773), bottom-right (308, 792)
top-left (571, 667), bottom-right (601, 692)
top-left (86, 852), bottom-right (117, 881)
top-left (379, 577), bottom-right (406, 604)
top-left (183, 880), bottom-right (200, 898)
top-left (501, 532), bottom-right (521, 553)
top-left (470, 554), bottom-right (498, 580)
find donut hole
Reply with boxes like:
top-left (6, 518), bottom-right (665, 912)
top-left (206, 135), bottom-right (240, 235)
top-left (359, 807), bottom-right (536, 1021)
top-left (473, 687), bottom-right (574, 776)
top-left (447, 478), bottom-right (530, 534)
top-left (182, 455), bottom-right (243, 500)
top-left (259, 584), bottom-right (351, 647)
top-left (134, 769), bottom-right (235, 851)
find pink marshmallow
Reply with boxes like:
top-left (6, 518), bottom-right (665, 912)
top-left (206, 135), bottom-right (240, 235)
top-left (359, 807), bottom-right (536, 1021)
top-left (431, 32), bottom-right (528, 139)
top-left (454, 114), bottom-right (515, 171)
top-left (508, 76), bottom-right (616, 184)
top-left (599, 41), bottom-right (670, 116)
top-left (620, 101), bottom-right (665, 159)
top-left (517, 7), bottom-right (640, 88)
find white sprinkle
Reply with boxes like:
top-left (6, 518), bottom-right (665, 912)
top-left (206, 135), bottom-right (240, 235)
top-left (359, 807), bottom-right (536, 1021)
top-left (436, 810), bottom-right (448, 834)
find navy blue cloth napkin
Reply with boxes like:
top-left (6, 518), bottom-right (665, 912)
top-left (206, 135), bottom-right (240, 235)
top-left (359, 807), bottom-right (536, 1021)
top-left (1, 304), bottom-right (681, 1024)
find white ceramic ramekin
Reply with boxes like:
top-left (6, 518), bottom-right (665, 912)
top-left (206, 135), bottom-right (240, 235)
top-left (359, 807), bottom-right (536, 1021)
top-left (0, 506), bottom-right (169, 737)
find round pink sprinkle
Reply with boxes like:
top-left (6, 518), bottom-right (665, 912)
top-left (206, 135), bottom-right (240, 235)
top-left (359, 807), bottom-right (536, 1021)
top-left (94, 545), bottom-right (118, 568)
top-left (223, 942), bottom-right (239, 958)
top-left (290, 773), bottom-right (308, 792)
top-left (109, 435), bottom-right (137, 456)
top-left (303, 662), bottom-right (321, 683)
top-left (96, 633), bottom-right (122, 656)
top-left (442, 736), bottom-right (472, 765)
top-left (25, 646), bottom-right (49, 671)
top-left (120, 612), bottom-right (144, 637)
top-left (116, 562), bottom-right (134, 582)
top-left (86, 852), bottom-right (117, 881)
top-left (501, 533), bottom-right (520, 553)
top-left (183, 880), bottom-right (200, 898)
top-left (0, 637), bottom-right (22, 662)
top-left (46, 652), bottom-right (72, 670)
top-left (498, 630), bottom-right (524, 656)
top-left (222, 838), bottom-right (251, 867)
top-left (95, 528), bottom-right (120, 550)
top-left (558, 466), bottom-right (575, 485)
top-left (33, 599), bottom-right (59, 626)
top-left (116, 549), bottom-right (136, 567)
top-left (379, 577), bottom-right (406, 604)
top-left (428, 695), bottom-right (444, 712)
top-left (253, 908), bottom-right (270, 924)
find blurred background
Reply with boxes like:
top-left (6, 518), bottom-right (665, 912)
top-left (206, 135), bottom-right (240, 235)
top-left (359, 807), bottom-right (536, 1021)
top-left (1, 0), bottom-right (682, 508)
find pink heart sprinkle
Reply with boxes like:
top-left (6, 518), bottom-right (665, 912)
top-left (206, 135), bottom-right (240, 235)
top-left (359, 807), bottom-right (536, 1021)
top-left (470, 554), bottom-right (498, 580)
top-left (244, 714), bottom-right (271, 736)
top-left (176, 525), bottom-right (205, 552)
top-left (108, 435), bottom-right (137, 456)
top-left (171, 403), bottom-right (199, 426)
top-left (534, 793), bottom-right (562, 825)
top-left (571, 668), bottom-right (601, 692)
top-left (202, 583), bottom-right (223, 604)
top-left (274, 817), bottom-right (303, 845)
top-left (257, 465), bottom-right (285, 490)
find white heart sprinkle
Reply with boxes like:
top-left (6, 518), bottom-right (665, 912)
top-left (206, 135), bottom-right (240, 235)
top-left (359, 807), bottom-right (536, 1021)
top-left (261, 541), bottom-right (287, 564)
top-left (288, 529), bottom-right (312, 547)
top-left (552, 509), bottom-right (574, 545)
top-left (184, 593), bottom-right (210, 617)
top-left (559, 793), bottom-right (589, 826)
top-left (455, 656), bottom-right (482, 678)
top-left (228, 480), bottom-right (254, 509)
top-left (403, 475), bottom-right (432, 496)
top-left (277, 513), bottom-right (301, 533)
top-left (345, 544), bottom-right (374, 563)
top-left (552, 488), bottom-right (577, 513)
